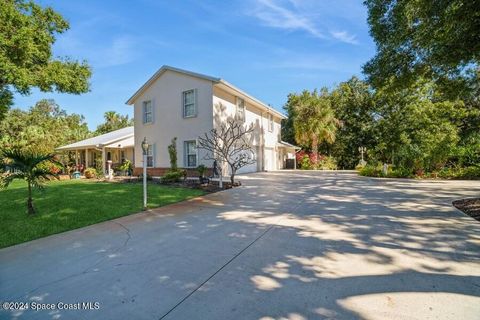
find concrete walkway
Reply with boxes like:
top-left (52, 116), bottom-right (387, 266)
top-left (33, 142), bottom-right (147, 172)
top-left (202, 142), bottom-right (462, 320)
top-left (1, 171), bottom-right (480, 319)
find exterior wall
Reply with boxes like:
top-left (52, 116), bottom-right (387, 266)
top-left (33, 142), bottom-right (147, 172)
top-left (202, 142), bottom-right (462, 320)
top-left (133, 70), bottom-right (214, 172)
top-left (212, 86), bottom-right (283, 172)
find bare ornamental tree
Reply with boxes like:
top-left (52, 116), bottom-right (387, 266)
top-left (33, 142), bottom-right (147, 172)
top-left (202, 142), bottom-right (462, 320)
top-left (197, 119), bottom-right (256, 187)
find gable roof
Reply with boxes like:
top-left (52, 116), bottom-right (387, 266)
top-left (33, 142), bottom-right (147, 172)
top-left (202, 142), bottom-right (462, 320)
top-left (126, 65), bottom-right (286, 119)
top-left (126, 65), bottom-right (220, 105)
top-left (56, 126), bottom-right (134, 151)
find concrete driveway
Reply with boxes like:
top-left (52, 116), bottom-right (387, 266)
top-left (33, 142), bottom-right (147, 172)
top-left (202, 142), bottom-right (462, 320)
top-left (1, 171), bottom-right (480, 320)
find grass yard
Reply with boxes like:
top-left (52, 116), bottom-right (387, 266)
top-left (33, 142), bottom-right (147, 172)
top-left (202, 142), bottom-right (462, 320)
top-left (0, 179), bottom-right (204, 249)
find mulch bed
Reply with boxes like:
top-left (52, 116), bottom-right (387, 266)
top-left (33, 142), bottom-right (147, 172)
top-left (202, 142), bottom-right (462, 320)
top-left (453, 198), bottom-right (480, 222)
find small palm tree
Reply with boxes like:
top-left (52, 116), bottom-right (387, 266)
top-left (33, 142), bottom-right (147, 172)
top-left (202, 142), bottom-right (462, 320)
top-left (0, 149), bottom-right (61, 214)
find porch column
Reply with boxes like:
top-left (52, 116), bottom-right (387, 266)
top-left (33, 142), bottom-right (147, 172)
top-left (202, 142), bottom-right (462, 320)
top-left (75, 150), bottom-right (78, 166)
top-left (85, 148), bottom-right (89, 168)
top-left (102, 147), bottom-right (106, 176)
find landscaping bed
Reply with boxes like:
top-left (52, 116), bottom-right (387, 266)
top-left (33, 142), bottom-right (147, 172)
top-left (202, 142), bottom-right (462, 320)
top-left (453, 198), bottom-right (480, 222)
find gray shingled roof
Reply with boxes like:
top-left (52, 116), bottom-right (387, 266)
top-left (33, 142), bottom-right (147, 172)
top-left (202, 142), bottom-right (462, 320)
top-left (56, 126), bottom-right (134, 151)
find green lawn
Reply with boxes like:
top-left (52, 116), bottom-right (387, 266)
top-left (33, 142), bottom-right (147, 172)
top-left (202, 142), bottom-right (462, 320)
top-left (0, 179), bottom-right (204, 249)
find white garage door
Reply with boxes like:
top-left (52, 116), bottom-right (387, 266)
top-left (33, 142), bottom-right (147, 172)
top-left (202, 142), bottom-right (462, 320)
top-left (264, 148), bottom-right (276, 171)
top-left (236, 148), bottom-right (258, 174)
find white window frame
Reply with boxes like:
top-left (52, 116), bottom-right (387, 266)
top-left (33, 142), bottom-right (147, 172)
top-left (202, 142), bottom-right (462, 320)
top-left (182, 89), bottom-right (197, 118)
top-left (146, 144), bottom-right (154, 168)
top-left (236, 97), bottom-right (245, 122)
top-left (184, 140), bottom-right (197, 168)
top-left (268, 114), bottom-right (274, 132)
top-left (143, 100), bottom-right (153, 124)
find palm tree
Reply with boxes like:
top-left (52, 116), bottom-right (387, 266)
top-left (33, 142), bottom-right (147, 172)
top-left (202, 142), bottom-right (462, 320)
top-left (0, 149), bottom-right (61, 214)
top-left (293, 89), bottom-right (339, 167)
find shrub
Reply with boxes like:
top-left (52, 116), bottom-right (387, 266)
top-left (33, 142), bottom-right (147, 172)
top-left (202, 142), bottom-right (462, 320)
top-left (300, 155), bottom-right (312, 170)
top-left (390, 166), bottom-right (413, 178)
top-left (84, 167), bottom-right (97, 179)
top-left (117, 160), bottom-right (133, 175)
top-left (168, 137), bottom-right (178, 171)
top-left (197, 164), bottom-right (207, 177)
top-left (318, 155), bottom-right (337, 170)
top-left (437, 166), bottom-right (480, 179)
top-left (161, 170), bottom-right (184, 183)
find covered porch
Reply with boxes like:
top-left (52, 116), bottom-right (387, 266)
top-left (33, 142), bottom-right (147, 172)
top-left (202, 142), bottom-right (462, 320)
top-left (56, 127), bottom-right (135, 176)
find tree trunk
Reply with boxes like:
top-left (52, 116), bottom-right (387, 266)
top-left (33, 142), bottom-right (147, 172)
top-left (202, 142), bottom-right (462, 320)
top-left (312, 135), bottom-right (319, 168)
top-left (27, 182), bottom-right (35, 215)
top-left (230, 164), bottom-right (235, 185)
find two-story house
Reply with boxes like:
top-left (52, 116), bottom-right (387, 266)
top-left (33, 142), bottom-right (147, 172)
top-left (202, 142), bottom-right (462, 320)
top-left (57, 66), bottom-right (298, 176)
top-left (126, 66), bottom-right (297, 176)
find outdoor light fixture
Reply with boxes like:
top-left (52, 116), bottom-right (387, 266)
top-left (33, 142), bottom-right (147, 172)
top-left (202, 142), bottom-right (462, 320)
top-left (142, 137), bottom-right (149, 155)
top-left (142, 137), bottom-right (149, 210)
top-left (358, 146), bottom-right (367, 166)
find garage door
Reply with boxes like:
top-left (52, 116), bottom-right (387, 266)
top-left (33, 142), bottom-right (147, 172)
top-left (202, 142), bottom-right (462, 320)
top-left (264, 147), bottom-right (275, 171)
top-left (236, 148), bottom-right (258, 174)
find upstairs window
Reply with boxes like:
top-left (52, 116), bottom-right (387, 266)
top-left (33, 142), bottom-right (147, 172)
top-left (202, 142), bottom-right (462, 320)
top-left (268, 114), bottom-right (274, 132)
top-left (183, 89), bottom-right (196, 118)
top-left (236, 97), bottom-right (245, 122)
top-left (143, 100), bottom-right (153, 124)
top-left (184, 140), bottom-right (197, 167)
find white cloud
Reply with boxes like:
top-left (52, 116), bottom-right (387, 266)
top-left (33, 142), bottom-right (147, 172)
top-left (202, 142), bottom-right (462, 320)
top-left (249, 0), bottom-right (358, 44)
top-left (330, 30), bottom-right (358, 45)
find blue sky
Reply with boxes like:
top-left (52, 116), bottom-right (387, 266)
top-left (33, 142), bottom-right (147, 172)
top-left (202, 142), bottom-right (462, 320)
top-left (13, 0), bottom-right (375, 130)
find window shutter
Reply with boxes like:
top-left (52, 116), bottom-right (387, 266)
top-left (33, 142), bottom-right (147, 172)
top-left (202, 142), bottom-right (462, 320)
top-left (194, 88), bottom-right (198, 116)
top-left (152, 143), bottom-right (156, 167)
top-left (183, 141), bottom-right (187, 167)
top-left (142, 103), bottom-right (146, 124)
top-left (151, 99), bottom-right (155, 124)
top-left (181, 91), bottom-right (185, 118)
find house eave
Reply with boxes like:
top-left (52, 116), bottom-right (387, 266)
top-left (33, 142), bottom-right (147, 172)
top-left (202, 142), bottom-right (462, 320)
top-left (126, 65), bottom-right (221, 105)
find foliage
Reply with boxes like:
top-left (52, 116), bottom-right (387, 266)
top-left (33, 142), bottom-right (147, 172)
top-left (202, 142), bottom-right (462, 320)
top-left (197, 119), bottom-right (255, 185)
top-left (330, 77), bottom-right (376, 169)
top-left (363, 0), bottom-right (479, 98)
top-left (95, 111), bottom-right (133, 135)
top-left (300, 155), bottom-right (312, 170)
top-left (117, 160), bottom-right (133, 175)
top-left (161, 170), bottom-right (185, 183)
top-left (0, 148), bottom-right (61, 214)
top-left (168, 137), bottom-right (178, 171)
top-left (197, 164), bottom-right (207, 177)
top-left (84, 168), bottom-right (97, 179)
top-left (0, 100), bottom-right (90, 167)
top-left (0, 0), bottom-right (91, 120)
top-left (318, 155), bottom-right (337, 170)
top-left (0, 179), bottom-right (204, 248)
top-left (289, 89), bottom-right (339, 167)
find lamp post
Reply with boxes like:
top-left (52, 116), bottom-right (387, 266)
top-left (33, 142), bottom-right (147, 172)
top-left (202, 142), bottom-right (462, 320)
top-left (358, 146), bottom-right (367, 166)
top-left (141, 137), bottom-right (149, 210)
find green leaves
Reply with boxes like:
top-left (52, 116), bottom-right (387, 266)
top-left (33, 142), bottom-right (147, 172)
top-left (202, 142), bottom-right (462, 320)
top-left (95, 111), bottom-right (133, 135)
top-left (0, 0), bottom-right (91, 119)
top-left (363, 0), bottom-right (479, 98)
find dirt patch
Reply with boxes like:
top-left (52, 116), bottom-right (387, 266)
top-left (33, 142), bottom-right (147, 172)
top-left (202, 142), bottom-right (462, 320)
top-left (453, 198), bottom-right (480, 222)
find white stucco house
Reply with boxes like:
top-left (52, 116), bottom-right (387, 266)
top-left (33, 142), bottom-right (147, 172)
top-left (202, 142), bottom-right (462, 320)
top-left (57, 66), bottom-right (298, 176)
top-left (127, 66), bottom-right (298, 176)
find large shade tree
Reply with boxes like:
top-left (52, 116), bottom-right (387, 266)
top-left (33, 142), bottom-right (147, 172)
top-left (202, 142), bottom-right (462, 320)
top-left (0, 99), bottom-right (90, 153)
top-left (291, 89), bottom-right (339, 167)
top-left (0, 0), bottom-right (91, 121)
top-left (363, 0), bottom-right (480, 98)
top-left (330, 77), bottom-right (377, 169)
